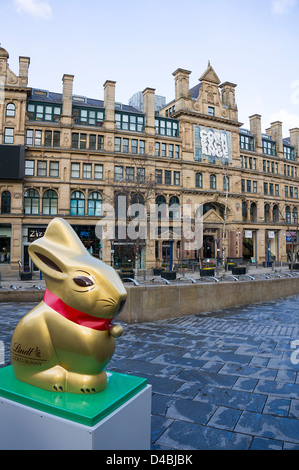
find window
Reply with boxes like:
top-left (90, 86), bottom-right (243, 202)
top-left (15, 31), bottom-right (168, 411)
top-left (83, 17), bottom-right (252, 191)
top-left (131, 140), bottom-right (138, 154)
top-left (196, 173), bottom-right (203, 188)
top-left (165, 170), bottom-right (171, 185)
top-left (169, 144), bottom-right (174, 158)
top-left (94, 164), bottom-right (103, 180)
top-left (53, 131), bottom-right (60, 147)
top-left (247, 180), bottom-right (251, 193)
top-left (169, 196), bottom-right (180, 219)
top-left (114, 166), bottom-right (123, 181)
top-left (174, 171), bottom-right (180, 186)
top-left (155, 118), bottom-right (179, 137)
top-left (264, 204), bottom-right (270, 223)
top-left (34, 130), bottom-right (42, 146)
top-left (155, 170), bottom-right (162, 184)
top-left (285, 186), bottom-right (289, 198)
top-left (89, 134), bottom-right (96, 150)
top-left (42, 190), bottom-right (58, 215)
top-left (24, 189), bottom-right (39, 215)
top-left (37, 161), bottom-right (47, 177)
top-left (27, 103), bottom-right (61, 122)
top-left (115, 137), bottom-right (121, 152)
top-left (175, 145), bottom-right (180, 159)
top-left (98, 135), bottom-right (104, 150)
top-left (115, 112), bottom-right (144, 132)
top-left (123, 138), bottom-right (129, 153)
top-left (273, 205), bottom-right (279, 223)
top-left (88, 192), bottom-right (102, 216)
top-left (6, 103), bottom-right (15, 117)
top-left (139, 140), bottom-right (145, 155)
top-left (26, 130), bottom-right (34, 145)
top-left (73, 108), bottom-right (104, 127)
top-left (210, 174), bottom-right (216, 190)
top-left (1, 191), bottom-right (11, 214)
top-left (71, 163), bottom-right (80, 178)
top-left (264, 183), bottom-right (268, 195)
top-left (72, 133), bottom-right (79, 149)
top-left (239, 134), bottom-right (254, 151)
top-left (43, 130), bottom-right (60, 147)
top-left (70, 191), bottom-right (85, 216)
top-left (137, 167), bottom-right (145, 183)
top-left (242, 201), bottom-right (248, 222)
top-left (25, 160), bottom-right (35, 176)
top-left (49, 161), bottom-right (59, 177)
top-left (284, 145), bottom-right (296, 161)
top-left (286, 206), bottom-right (291, 224)
top-left (4, 128), bottom-right (14, 144)
top-left (83, 163), bottom-right (92, 179)
top-left (155, 143), bottom-right (160, 157)
top-left (293, 207), bottom-right (298, 224)
top-left (126, 167), bottom-right (135, 182)
top-left (208, 107), bottom-right (215, 116)
top-left (156, 195), bottom-right (167, 219)
top-left (44, 131), bottom-right (52, 147)
top-left (223, 176), bottom-right (229, 192)
top-left (275, 184), bottom-right (279, 196)
top-left (161, 143), bottom-right (166, 157)
top-left (241, 179), bottom-right (245, 193)
top-left (80, 133), bottom-right (87, 150)
top-left (269, 183), bottom-right (274, 196)
top-left (253, 181), bottom-right (257, 193)
top-left (263, 139), bottom-right (276, 156)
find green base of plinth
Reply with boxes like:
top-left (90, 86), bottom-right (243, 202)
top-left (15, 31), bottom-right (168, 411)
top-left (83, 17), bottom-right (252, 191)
top-left (0, 366), bottom-right (147, 427)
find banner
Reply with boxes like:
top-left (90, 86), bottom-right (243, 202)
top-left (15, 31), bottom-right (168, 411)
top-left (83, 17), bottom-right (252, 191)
top-left (194, 126), bottom-right (232, 164)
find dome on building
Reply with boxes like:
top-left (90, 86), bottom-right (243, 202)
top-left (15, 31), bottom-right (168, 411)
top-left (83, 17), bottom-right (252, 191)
top-left (0, 47), bottom-right (9, 59)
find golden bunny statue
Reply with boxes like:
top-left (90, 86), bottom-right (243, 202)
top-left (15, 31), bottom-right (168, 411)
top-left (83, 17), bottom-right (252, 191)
top-left (10, 218), bottom-right (127, 394)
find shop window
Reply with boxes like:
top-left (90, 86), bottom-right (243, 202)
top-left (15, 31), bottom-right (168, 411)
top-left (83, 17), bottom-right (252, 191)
top-left (24, 189), bottom-right (40, 215)
top-left (1, 191), bottom-right (11, 214)
top-left (0, 224), bottom-right (11, 264)
top-left (42, 189), bottom-right (58, 215)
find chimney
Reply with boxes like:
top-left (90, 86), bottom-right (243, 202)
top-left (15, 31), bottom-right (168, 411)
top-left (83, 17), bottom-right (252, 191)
top-left (19, 56), bottom-right (30, 86)
top-left (290, 128), bottom-right (299, 158)
top-left (61, 74), bottom-right (74, 125)
top-left (220, 82), bottom-right (237, 110)
top-left (172, 68), bottom-right (191, 101)
top-left (249, 114), bottom-right (262, 152)
top-left (142, 87), bottom-right (155, 134)
top-left (104, 80), bottom-right (116, 130)
top-left (270, 121), bottom-right (283, 155)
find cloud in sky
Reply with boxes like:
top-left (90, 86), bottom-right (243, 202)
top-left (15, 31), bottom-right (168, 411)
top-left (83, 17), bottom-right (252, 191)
top-left (13, 0), bottom-right (52, 19)
top-left (272, 0), bottom-right (297, 14)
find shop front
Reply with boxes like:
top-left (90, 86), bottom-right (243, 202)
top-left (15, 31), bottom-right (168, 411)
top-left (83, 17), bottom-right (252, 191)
top-left (0, 224), bottom-right (11, 265)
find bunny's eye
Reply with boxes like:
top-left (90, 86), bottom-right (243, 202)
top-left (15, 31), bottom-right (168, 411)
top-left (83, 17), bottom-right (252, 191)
top-left (73, 276), bottom-right (94, 287)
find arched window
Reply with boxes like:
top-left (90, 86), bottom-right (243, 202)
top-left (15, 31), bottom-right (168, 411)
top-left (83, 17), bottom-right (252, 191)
top-left (264, 204), bottom-right (270, 223)
top-left (1, 191), bottom-right (11, 214)
top-left (42, 190), bottom-right (58, 215)
top-left (273, 205), bottom-right (279, 223)
top-left (129, 193), bottom-right (145, 218)
top-left (210, 174), bottom-right (217, 190)
top-left (70, 191), bottom-right (85, 216)
top-left (293, 207), bottom-right (298, 224)
top-left (250, 203), bottom-right (257, 222)
top-left (195, 173), bottom-right (202, 188)
top-left (6, 103), bottom-right (15, 117)
top-left (169, 196), bottom-right (180, 219)
top-left (242, 201), bottom-right (248, 222)
top-left (286, 206), bottom-right (291, 224)
top-left (24, 189), bottom-right (39, 215)
top-left (114, 193), bottom-right (127, 218)
top-left (156, 195), bottom-right (167, 219)
top-left (88, 192), bottom-right (102, 217)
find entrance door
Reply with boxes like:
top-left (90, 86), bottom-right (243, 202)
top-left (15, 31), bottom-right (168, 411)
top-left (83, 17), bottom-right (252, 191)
top-left (203, 235), bottom-right (215, 258)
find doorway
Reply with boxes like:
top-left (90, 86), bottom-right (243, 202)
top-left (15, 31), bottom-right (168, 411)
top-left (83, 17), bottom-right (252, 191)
top-left (203, 235), bottom-right (215, 258)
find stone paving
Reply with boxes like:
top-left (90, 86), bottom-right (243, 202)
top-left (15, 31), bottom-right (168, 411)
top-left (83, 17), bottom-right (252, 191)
top-left (1, 296), bottom-right (299, 450)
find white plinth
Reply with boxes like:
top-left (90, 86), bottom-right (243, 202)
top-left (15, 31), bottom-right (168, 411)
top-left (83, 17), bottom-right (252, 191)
top-left (0, 385), bottom-right (152, 450)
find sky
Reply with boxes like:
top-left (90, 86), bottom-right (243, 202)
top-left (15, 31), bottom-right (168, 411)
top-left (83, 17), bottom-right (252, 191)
top-left (1, 0), bottom-right (299, 136)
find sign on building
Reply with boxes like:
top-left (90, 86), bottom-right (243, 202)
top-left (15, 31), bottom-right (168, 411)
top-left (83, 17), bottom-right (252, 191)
top-left (194, 126), bottom-right (233, 164)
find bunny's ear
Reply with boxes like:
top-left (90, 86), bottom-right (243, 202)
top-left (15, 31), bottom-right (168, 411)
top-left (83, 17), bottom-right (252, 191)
top-left (28, 218), bottom-right (86, 280)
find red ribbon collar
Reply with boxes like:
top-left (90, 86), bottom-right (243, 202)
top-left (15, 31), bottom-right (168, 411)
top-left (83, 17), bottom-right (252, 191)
top-left (43, 289), bottom-right (113, 331)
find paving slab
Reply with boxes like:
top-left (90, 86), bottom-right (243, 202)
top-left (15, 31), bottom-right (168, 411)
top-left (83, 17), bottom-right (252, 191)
top-left (2, 293), bottom-right (299, 450)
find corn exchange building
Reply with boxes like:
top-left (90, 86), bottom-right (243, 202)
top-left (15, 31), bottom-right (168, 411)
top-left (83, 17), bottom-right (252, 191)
top-left (1, 46), bottom-right (299, 274)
